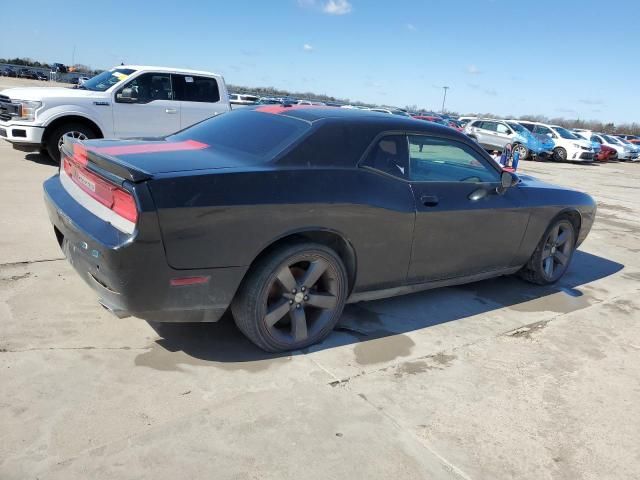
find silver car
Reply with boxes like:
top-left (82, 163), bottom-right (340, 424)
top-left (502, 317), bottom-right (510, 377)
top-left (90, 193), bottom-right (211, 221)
top-left (463, 119), bottom-right (516, 150)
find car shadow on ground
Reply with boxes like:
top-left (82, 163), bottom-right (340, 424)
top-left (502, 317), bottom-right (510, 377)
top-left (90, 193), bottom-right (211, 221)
top-left (24, 151), bottom-right (57, 166)
top-left (145, 250), bottom-right (623, 364)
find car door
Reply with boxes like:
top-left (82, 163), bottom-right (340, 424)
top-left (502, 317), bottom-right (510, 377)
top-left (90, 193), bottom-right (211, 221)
top-left (478, 121), bottom-right (500, 148)
top-left (111, 72), bottom-right (181, 138)
top-left (495, 122), bottom-right (514, 148)
top-left (406, 134), bottom-right (530, 283)
top-left (172, 74), bottom-right (225, 129)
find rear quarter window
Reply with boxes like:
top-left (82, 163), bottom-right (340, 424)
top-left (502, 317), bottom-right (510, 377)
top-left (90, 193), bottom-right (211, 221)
top-left (169, 109), bottom-right (310, 161)
top-left (173, 74), bottom-right (220, 103)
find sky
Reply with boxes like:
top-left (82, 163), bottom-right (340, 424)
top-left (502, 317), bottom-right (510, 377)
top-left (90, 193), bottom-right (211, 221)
top-left (2, 0), bottom-right (639, 123)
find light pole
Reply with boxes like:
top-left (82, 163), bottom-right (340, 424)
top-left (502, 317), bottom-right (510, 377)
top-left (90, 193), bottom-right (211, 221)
top-left (441, 86), bottom-right (449, 113)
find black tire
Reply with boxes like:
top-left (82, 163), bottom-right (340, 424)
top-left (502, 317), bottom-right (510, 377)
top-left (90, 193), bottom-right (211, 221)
top-left (518, 217), bottom-right (576, 285)
top-left (513, 143), bottom-right (529, 161)
top-left (231, 242), bottom-right (348, 352)
top-left (45, 122), bottom-right (96, 164)
top-left (553, 147), bottom-right (567, 162)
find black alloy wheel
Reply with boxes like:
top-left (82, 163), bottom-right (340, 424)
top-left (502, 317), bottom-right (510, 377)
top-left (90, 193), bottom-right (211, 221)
top-left (232, 243), bottom-right (348, 352)
top-left (519, 218), bottom-right (576, 285)
top-left (553, 147), bottom-right (567, 162)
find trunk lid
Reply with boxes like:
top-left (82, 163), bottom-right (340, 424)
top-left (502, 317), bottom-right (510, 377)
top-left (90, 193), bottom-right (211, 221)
top-left (66, 137), bottom-right (250, 182)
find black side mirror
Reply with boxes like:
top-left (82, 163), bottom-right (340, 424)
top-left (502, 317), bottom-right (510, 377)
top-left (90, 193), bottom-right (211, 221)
top-left (497, 170), bottom-right (518, 194)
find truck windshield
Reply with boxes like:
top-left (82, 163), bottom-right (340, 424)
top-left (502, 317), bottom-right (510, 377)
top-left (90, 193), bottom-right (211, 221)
top-left (81, 68), bottom-right (137, 92)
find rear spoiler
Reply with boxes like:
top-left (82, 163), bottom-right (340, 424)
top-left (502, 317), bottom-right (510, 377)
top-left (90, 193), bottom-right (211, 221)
top-left (61, 138), bottom-right (152, 183)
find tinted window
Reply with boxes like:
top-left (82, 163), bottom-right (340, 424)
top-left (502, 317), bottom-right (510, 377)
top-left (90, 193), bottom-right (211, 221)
top-left (173, 75), bottom-right (220, 103)
top-left (362, 135), bottom-right (409, 178)
top-left (169, 110), bottom-right (309, 160)
top-left (408, 136), bottom-right (499, 183)
top-left (520, 123), bottom-right (535, 132)
top-left (534, 125), bottom-right (553, 136)
top-left (591, 135), bottom-right (602, 143)
top-left (117, 72), bottom-right (173, 103)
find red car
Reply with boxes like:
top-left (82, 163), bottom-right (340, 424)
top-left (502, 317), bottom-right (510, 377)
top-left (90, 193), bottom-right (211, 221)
top-left (596, 144), bottom-right (617, 161)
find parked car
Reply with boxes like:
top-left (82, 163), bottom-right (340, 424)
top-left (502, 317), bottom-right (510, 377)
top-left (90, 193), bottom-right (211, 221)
top-left (588, 132), bottom-right (638, 161)
top-left (18, 69), bottom-right (38, 80)
top-left (229, 93), bottom-right (259, 105)
top-left (464, 119), bottom-right (554, 159)
top-left (457, 116), bottom-right (477, 127)
top-left (44, 106), bottom-right (596, 352)
top-left (613, 134), bottom-right (640, 145)
top-left (0, 65), bottom-right (230, 162)
top-left (596, 144), bottom-right (617, 161)
top-left (517, 122), bottom-right (594, 162)
top-left (256, 97), bottom-right (284, 105)
top-left (77, 76), bottom-right (90, 86)
top-left (35, 72), bottom-right (48, 81)
top-left (369, 107), bottom-right (411, 116)
top-left (1, 67), bottom-right (17, 77)
top-left (613, 136), bottom-right (640, 159)
top-left (413, 115), bottom-right (463, 131)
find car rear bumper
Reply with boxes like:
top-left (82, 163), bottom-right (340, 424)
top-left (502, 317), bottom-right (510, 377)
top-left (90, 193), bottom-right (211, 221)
top-left (0, 121), bottom-right (44, 147)
top-left (43, 174), bottom-right (246, 322)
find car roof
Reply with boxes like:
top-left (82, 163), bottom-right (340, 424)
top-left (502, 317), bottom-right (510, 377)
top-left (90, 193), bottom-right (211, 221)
top-left (117, 65), bottom-right (223, 78)
top-left (251, 105), bottom-right (468, 136)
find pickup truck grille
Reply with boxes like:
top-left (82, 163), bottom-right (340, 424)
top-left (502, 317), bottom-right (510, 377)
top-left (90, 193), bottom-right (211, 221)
top-left (0, 95), bottom-right (19, 121)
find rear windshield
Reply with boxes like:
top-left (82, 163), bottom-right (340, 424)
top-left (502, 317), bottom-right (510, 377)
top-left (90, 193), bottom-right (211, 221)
top-left (169, 109), bottom-right (310, 160)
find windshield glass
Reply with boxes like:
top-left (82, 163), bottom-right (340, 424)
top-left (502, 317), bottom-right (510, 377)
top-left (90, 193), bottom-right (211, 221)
top-left (616, 137), bottom-right (631, 145)
top-left (603, 135), bottom-right (622, 144)
top-left (81, 68), bottom-right (136, 91)
top-left (169, 109), bottom-right (310, 161)
top-left (554, 126), bottom-right (578, 139)
top-left (507, 122), bottom-right (528, 134)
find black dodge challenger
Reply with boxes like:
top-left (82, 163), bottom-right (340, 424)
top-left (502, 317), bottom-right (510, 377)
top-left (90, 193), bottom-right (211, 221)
top-left (44, 106), bottom-right (596, 352)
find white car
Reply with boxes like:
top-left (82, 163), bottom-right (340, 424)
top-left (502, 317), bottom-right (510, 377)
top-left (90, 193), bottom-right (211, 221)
top-left (610, 136), bottom-right (640, 160)
top-left (518, 121), bottom-right (594, 162)
top-left (0, 65), bottom-right (230, 162)
top-left (583, 131), bottom-right (638, 161)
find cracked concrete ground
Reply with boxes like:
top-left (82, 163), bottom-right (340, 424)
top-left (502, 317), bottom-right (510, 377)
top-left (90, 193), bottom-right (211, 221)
top-left (1, 138), bottom-right (639, 479)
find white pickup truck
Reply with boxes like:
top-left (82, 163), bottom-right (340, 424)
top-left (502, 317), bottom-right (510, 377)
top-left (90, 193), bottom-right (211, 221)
top-left (0, 65), bottom-right (230, 162)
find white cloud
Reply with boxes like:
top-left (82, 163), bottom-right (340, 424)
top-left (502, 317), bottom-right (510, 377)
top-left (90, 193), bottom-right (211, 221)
top-left (303, 43), bottom-right (314, 52)
top-left (406, 23), bottom-right (417, 31)
top-left (323, 0), bottom-right (352, 15)
top-left (467, 64), bottom-right (481, 75)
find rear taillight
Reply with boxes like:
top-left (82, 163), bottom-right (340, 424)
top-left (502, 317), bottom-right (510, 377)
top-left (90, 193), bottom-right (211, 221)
top-left (62, 149), bottom-right (139, 225)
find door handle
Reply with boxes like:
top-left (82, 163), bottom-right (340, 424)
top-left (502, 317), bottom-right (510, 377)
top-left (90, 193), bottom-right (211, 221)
top-left (165, 108), bottom-right (177, 114)
top-left (420, 195), bottom-right (439, 207)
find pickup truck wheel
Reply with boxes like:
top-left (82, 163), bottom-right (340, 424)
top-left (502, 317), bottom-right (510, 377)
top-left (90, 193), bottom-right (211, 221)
top-left (46, 123), bottom-right (96, 164)
top-left (231, 242), bottom-right (348, 352)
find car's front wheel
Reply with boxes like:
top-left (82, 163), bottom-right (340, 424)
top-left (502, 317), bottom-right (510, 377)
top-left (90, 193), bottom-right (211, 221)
top-left (553, 147), bottom-right (567, 162)
top-left (46, 123), bottom-right (96, 164)
top-left (231, 242), bottom-right (348, 352)
top-left (518, 217), bottom-right (576, 285)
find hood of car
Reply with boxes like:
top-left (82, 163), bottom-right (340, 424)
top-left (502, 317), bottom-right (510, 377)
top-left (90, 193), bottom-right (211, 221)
top-left (0, 87), bottom-right (105, 101)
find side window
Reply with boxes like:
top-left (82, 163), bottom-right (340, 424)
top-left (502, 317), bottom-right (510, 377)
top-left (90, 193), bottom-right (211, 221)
top-left (116, 72), bottom-right (172, 104)
top-left (591, 135), bottom-right (602, 143)
top-left (481, 121), bottom-right (497, 132)
top-left (521, 123), bottom-right (535, 132)
top-left (362, 135), bottom-right (409, 179)
top-left (408, 136), bottom-right (499, 183)
top-left (496, 123), bottom-right (511, 134)
top-left (535, 125), bottom-right (555, 138)
top-left (173, 75), bottom-right (220, 103)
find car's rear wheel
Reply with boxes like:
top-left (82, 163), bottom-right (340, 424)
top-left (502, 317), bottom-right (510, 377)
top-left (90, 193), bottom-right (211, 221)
top-left (46, 123), bottom-right (96, 164)
top-left (553, 147), bottom-right (567, 162)
top-left (518, 217), bottom-right (576, 285)
top-left (231, 242), bottom-right (348, 352)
